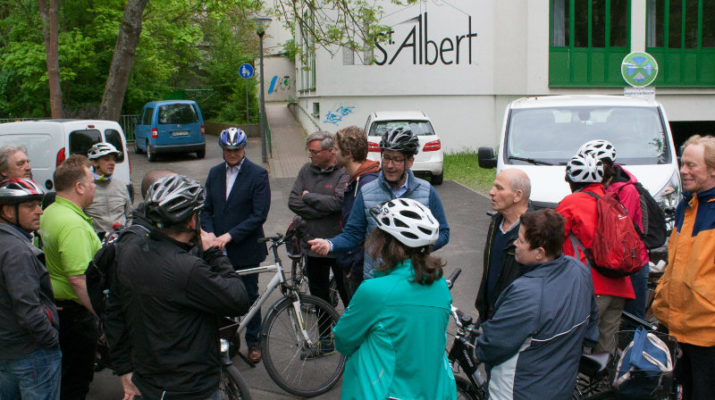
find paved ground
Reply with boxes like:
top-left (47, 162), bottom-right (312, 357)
top-left (89, 103), bottom-right (491, 399)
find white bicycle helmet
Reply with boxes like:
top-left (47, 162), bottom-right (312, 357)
top-left (87, 142), bottom-right (121, 160)
top-left (566, 153), bottom-right (604, 183)
top-left (144, 175), bottom-right (205, 227)
top-left (577, 139), bottom-right (617, 163)
top-left (369, 198), bottom-right (439, 248)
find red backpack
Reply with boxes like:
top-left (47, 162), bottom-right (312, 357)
top-left (570, 191), bottom-right (643, 278)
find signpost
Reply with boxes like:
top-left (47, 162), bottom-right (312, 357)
top-left (621, 52), bottom-right (658, 88)
top-left (239, 63), bottom-right (254, 123)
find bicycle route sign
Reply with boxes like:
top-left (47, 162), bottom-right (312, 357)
top-left (621, 52), bottom-right (658, 88)
top-left (239, 63), bottom-right (254, 79)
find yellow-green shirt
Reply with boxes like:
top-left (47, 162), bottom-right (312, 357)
top-left (39, 196), bottom-right (102, 303)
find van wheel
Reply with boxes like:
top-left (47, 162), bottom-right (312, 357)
top-left (432, 172), bottom-right (444, 185)
top-left (134, 142), bottom-right (144, 154)
top-left (146, 141), bottom-right (156, 162)
top-left (196, 149), bottom-right (205, 159)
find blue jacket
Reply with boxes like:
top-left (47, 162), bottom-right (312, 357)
top-left (476, 255), bottom-right (598, 400)
top-left (336, 165), bottom-right (379, 276)
top-left (201, 158), bottom-right (270, 267)
top-left (330, 170), bottom-right (450, 278)
top-left (333, 259), bottom-right (456, 400)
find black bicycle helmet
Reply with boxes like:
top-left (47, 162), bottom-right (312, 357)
top-left (0, 178), bottom-right (45, 205)
top-left (144, 175), bottom-right (205, 227)
top-left (379, 127), bottom-right (419, 156)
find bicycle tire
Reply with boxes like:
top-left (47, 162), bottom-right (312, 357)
top-left (219, 365), bottom-right (252, 400)
top-left (328, 276), bottom-right (340, 309)
top-left (260, 294), bottom-right (346, 397)
top-left (456, 376), bottom-right (485, 400)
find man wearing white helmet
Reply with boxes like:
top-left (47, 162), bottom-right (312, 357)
top-left (85, 142), bottom-right (132, 239)
top-left (577, 140), bottom-right (650, 323)
top-left (556, 153), bottom-right (634, 356)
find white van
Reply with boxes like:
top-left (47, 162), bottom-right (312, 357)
top-left (478, 95), bottom-right (681, 212)
top-left (0, 119), bottom-right (133, 198)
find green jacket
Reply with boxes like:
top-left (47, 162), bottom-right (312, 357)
top-left (334, 259), bottom-right (456, 400)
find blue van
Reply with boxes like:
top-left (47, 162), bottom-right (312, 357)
top-left (134, 100), bottom-right (205, 161)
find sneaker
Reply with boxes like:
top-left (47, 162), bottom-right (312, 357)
top-left (300, 338), bottom-right (336, 360)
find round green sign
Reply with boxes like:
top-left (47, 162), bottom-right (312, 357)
top-left (621, 52), bottom-right (658, 87)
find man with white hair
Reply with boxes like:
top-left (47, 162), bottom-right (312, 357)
top-left (0, 145), bottom-right (32, 181)
top-left (474, 168), bottom-right (531, 322)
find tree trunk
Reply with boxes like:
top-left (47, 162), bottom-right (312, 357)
top-left (39, 0), bottom-right (63, 118)
top-left (98, 0), bottom-right (149, 121)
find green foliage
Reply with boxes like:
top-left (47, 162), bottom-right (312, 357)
top-left (444, 152), bottom-right (496, 196)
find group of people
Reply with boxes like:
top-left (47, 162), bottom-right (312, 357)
top-left (0, 126), bottom-right (713, 400)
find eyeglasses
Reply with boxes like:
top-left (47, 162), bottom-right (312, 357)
top-left (308, 148), bottom-right (326, 155)
top-left (381, 155), bottom-right (406, 165)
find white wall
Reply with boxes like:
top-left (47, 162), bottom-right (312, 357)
top-left (264, 56), bottom-right (295, 102)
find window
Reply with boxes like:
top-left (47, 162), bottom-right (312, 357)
top-left (298, 10), bottom-right (317, 92)
top-left (646, 0), bottom-right (715, 86)
top-left (104, 129), bottom-right (125, 162)
top-left (550, 0), bottom-right (630, 87)
top-left (157, 104), bottom-right (198, 125)
top-left (141, 108), bottom-right (153, 125)
top-left (69, 130), bottom-right (101, 157)
top-left (369, 121), bottom-right (436, 136)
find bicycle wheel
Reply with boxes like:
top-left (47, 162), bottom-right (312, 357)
top-left (456, 376), bottom-right (485, 400)
top-left (260, 294), bottom-right (346, 397)
top-left (219, 365), bottom-right (252, 400)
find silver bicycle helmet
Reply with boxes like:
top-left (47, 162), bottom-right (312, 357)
top-left (369, 198), bottom-right (439, 248)
top-left (577, 139), bottom-right (617, 163)
top-left (87, 142), bottom-right (121, 160)
top-left (144, 175), bottom-right (205, 226)
top-left (219, 127), bottom-right (247, 150)
top-left (0, 178), bottom-right (44, 205)
top-left (379, 127), bottom-right (419, 156)
top-left (566, 153), bottom-right (604, 183)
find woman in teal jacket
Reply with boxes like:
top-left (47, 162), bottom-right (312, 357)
top-left (333, 198), bottom-right (456, 400)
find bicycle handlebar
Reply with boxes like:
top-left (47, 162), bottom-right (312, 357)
top-left (257, 233), bottom-right (284, 244)
top-left (446, 268), bottom-right (462, 290)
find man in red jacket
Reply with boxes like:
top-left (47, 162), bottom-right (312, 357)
top-left (556, 153), bottom-right (634, 355)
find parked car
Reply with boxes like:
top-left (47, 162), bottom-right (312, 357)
top-left (478, 95), bottom-right (681, 213)
top-left (364, 111), bottom-right (444, 184)
top-left (134, 100), bottom-right (205, 161)
top-left (0, 119), bottom-right (133, 197)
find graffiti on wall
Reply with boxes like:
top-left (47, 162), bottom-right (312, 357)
top-left (323, 105), bottom-right (356, 125)
top-left (268, 75), bottom-right (292, 94)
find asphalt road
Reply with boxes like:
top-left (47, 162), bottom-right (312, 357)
top-left (88, 138), bottom-right (492, 399)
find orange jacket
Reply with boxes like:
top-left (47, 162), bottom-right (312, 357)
top-left (652, 187), bottom-right (715, 347)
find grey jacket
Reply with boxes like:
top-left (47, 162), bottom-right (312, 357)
top-left (0, 224), bottom-right (60, 360)
top-left (288, 162), bottom-right (348, 257)
top-left (85, 177), bottom-right (132, 233)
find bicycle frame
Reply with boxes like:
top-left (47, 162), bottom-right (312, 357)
top-left (233, 239), bottom-right (315, 346)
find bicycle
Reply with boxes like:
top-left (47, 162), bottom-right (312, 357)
top-left (218, 318), bottom-right (252, 400)
top-left (573, 311), bottom-right (681, 400)
top-left (445, 268), bottom-right (488, 400)
top-left (230, 232), bottom-right (346, 397)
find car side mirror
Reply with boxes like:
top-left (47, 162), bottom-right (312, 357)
top-left (478, 147), bottom-right (497, 169)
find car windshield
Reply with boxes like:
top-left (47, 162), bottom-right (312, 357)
top-left (370, 120), bottom-right (435, 136)
top-left (158, 104), bottom-right (198, 125)
top-left (505, 106), bottom-right (671, 165)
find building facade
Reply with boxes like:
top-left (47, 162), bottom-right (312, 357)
top-left (283, 0), bottom-right (714, 151)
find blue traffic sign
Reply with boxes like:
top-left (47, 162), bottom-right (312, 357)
top-left (239, 63), bottom-right (254, 79)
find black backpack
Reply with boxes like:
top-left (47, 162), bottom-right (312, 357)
top-left (618, 182), bottom-right (668, 249)
top-left (85, 225), bottom-right (150, 318)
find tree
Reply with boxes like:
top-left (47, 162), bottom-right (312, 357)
top-left (38, 0), bottom-right (62, 117)
top-left (98, 0), bottom-right (149, 121)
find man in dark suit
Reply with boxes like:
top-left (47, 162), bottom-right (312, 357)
top-left (201, 127), bottom-right (270, 363)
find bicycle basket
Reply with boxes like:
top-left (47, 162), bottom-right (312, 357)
top-left (285, 216), bottom-right (305, 261)
top-left (611, 328), bottom-right (677, 399)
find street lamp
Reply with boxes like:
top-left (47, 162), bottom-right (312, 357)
top-left (252, 15), bottom-right (272, 163)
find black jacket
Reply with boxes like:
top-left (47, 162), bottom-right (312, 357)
top-left (0, 224), bottom-right (59, 359)
top-left (474, 213), bottom-right (524, 323)
top-left (104, 228), bottom-right (250, 400)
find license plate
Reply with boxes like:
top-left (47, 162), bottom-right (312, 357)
top-left (172, 131), bottom-right (189, 136)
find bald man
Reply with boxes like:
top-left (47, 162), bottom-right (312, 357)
top-left (474, 168), bottom-right (531, 323)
